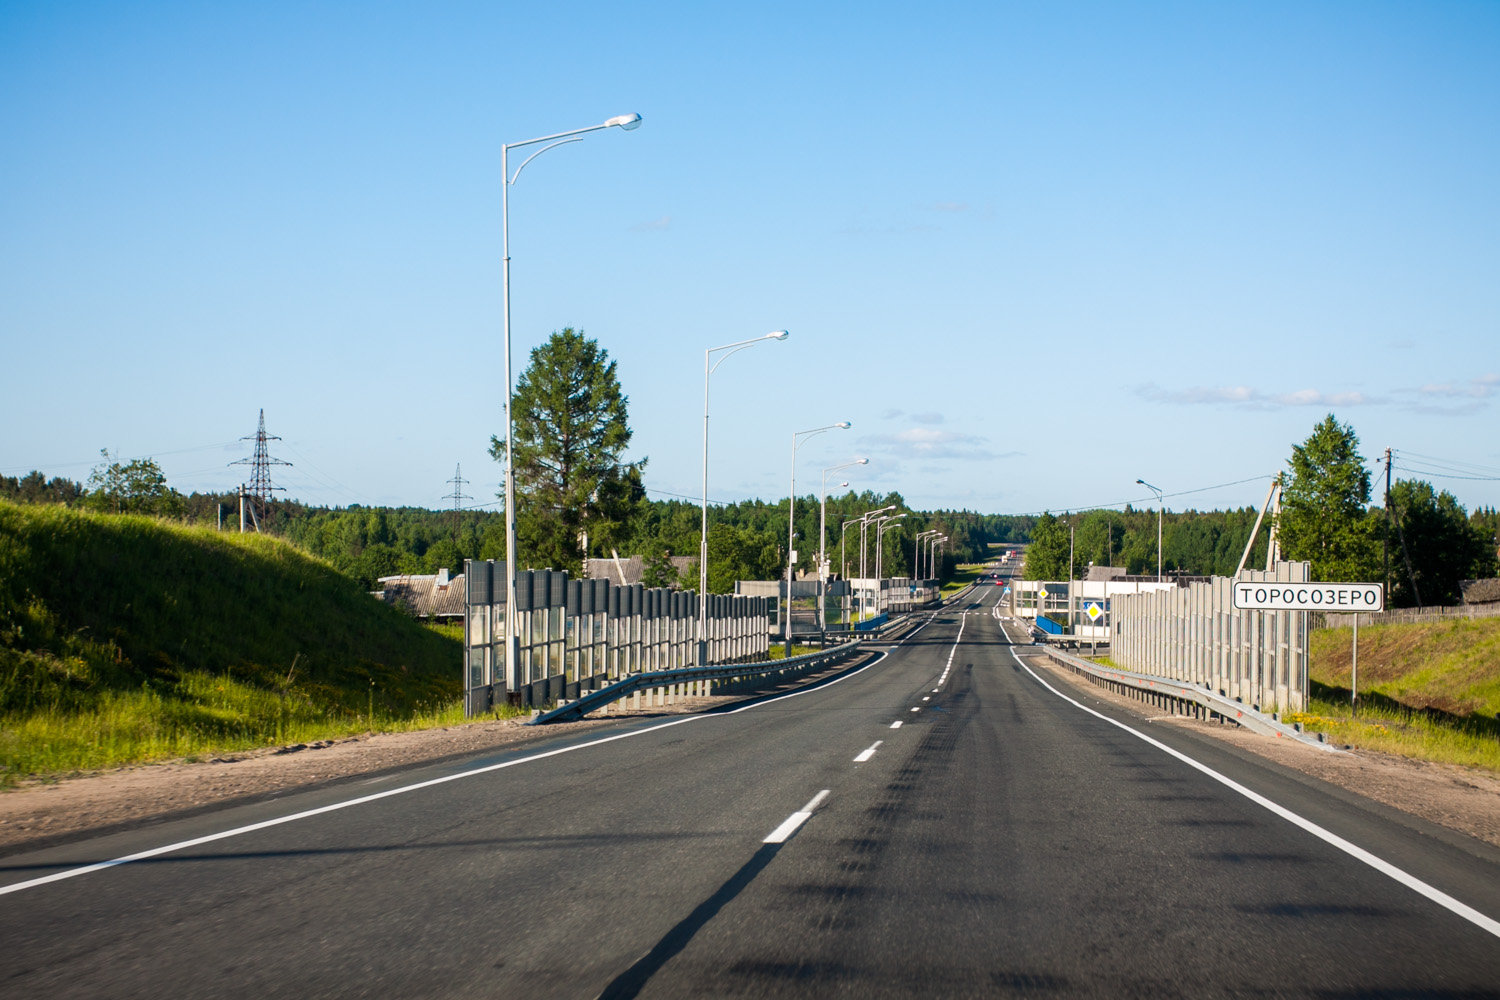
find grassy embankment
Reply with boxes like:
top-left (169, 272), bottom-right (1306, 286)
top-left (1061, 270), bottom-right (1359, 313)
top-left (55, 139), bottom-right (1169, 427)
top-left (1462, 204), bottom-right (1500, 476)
top-left (0, 500), bottom-right (474, 785)
top-left (1287, 616), bottom-right (1500, 771)
top-left (940, 563), bottom-right (988, 598)
top-left (1087, 617), bottom-right (1500, 770)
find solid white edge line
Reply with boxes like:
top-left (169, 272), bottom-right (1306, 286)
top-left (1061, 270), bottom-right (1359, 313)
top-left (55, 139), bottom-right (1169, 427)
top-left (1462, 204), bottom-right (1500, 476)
top-left (853, 741), bottom-right (883, 763)
top-left (763, 789), bottom-right (831, 844)
top-left (1009, 646), bottom-right (1500, 941)
top-left (1, 651), bottom-right (895, 898)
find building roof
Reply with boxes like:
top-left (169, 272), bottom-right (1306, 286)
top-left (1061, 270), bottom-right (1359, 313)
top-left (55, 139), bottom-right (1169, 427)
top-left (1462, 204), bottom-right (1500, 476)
top-left (583, 555), bottom-right (695, 588)
top-left (374, 569), bottom-right (465, 618)
top-left (1461, 578), bottom-right (1500, 606)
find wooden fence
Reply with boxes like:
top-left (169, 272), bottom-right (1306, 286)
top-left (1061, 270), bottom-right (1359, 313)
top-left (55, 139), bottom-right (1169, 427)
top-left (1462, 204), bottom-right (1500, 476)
top-left (1319, 602), bottom-right (1500, 628)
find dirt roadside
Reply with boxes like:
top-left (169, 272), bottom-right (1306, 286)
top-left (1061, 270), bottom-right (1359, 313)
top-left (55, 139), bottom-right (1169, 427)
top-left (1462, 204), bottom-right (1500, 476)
top-left (0, 694), bottom-right (741, 856)
top-left (3, 654), bottom-right (1498, 856)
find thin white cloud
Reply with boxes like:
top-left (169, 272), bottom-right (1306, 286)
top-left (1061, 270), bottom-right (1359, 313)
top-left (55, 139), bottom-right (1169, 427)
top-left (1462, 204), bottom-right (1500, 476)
top-left (629, 215), bottom-right (671, 232)
top-left (927, 202), bottom-right (970, 213)
top-left (1137, 383), bottom-right (1381, 409)
top-left (1393, 373), bottom-right (1499, 416)
top-left (911, 411), bottom-right (944, 425)
top-left (836, 222), bottom-right (941, 237)
top-left (1274, 388), bottom-right (1375, 407)
top-left (859, 426), bottom-right (1011, 462)
top-left (1411, 373), bottom-right (1499, 399)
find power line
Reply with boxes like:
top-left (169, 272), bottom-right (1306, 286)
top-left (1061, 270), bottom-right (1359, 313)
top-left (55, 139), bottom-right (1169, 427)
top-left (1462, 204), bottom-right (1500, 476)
top-left (1000, 474), bottom-right (1277, 518)
top-left (1385, 448), bottom-right (1500, 483)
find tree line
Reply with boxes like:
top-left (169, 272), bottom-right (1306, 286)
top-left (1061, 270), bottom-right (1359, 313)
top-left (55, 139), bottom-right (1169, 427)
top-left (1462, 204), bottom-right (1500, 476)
top-left (1021, 415), bottom-right (1499, 607)
top-left (7, 331), bottom-right (1496, 609)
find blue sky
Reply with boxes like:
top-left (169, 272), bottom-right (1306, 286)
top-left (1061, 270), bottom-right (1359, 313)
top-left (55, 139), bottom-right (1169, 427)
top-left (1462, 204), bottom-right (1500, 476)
top-left (3, 0), bottom-right (1497, 518)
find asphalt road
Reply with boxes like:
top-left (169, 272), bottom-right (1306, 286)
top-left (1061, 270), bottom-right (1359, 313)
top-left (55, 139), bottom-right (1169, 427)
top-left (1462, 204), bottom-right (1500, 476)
top-left (3, 582), bottom-right (1499, 998)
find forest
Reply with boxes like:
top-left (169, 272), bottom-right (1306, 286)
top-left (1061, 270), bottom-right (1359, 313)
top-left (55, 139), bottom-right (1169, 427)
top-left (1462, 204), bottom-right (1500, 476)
top-left (4, 465), bottom-right (1495, 609)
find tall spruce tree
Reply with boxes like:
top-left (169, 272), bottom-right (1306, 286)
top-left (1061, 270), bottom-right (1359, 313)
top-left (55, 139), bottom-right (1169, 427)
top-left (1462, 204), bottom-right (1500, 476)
top-left (1277, 414), bottom-right (1380, 582)
top-left (489, 328), bottom-right (644, 577)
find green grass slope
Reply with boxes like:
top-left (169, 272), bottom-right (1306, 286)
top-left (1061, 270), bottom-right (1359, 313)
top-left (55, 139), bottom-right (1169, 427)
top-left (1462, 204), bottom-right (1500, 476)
top-left (1311, 617), bottom-right (1500, 718)
top-left (0, 500), bottom-right (462, 781)
top-left (1302, 617), bottom-right (1500, 770)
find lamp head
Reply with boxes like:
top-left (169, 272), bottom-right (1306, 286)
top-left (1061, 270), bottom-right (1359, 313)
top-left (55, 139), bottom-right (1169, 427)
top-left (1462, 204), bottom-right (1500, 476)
top-left (856, 458), bottom-right (869, 465)
top-left (835, 421), bottom-right (851, 430)
top-left (1136, 478), bottom-right (1145, 485)
top-left (766, 330), bottom-right (790, 340)
top-left (605, 113), bottom-right (643, 130)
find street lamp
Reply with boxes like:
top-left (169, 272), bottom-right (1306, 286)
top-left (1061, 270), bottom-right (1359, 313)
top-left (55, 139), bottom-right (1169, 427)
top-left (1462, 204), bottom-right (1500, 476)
top-left (819, 458), bottom-right (868, 632)
top-left (840, 515), bottom-right (860, 623)
top-left (701, 331), bottom-right (789, 662)
top-left (1136, 478), bottom-right (1164, 582)
top-left (500, 112), bottom-right (642, 701)
top-left (854, 504), bottom-right (896, 623)
top-left (785, 422), bottom-right (852, 653)
top-left (929, 534), bottom-right (948, 582)
top-left (914, 529), bottom-right (940, 580)
top-left (874, 513), bottom-right (908, 614)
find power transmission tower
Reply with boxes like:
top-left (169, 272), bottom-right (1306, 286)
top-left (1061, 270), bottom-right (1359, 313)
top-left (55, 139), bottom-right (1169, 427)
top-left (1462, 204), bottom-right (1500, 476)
top-left (444, 464), bottom-right (473, 549)
top-left (444, 464), bottom-right (473, 511)
top-left (230, 409), bottom-right (292, 531)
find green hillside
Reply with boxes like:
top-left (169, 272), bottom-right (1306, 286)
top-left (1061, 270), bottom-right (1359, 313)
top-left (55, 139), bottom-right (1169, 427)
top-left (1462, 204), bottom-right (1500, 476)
top-left (1302, 616), bottom-right (1500, 769)
top-left (0, 500), bottom-right (463, 782)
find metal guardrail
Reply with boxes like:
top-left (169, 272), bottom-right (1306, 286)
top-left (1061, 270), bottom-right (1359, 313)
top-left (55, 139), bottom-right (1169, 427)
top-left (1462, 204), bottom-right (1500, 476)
top-left (530, 579), bottom-right (981, 725)
top-left (528, 639), bottom-right (867, 725)
top-left (1040, 646), bottom-right (1339, 751)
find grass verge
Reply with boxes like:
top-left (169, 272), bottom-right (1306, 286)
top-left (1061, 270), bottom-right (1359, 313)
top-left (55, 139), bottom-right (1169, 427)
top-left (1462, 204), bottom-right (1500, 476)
top-left (0, 500), bottom-right (465, 784)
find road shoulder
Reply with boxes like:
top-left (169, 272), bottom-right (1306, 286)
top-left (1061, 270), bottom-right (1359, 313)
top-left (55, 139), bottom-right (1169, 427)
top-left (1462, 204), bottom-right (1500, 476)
top-left (1025, 648), bottom-right (1500, 851)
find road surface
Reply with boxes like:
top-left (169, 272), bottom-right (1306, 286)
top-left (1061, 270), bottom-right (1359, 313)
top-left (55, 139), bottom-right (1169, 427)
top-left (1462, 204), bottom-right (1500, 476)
top-left (3, 582), bottom-right (1498, 997)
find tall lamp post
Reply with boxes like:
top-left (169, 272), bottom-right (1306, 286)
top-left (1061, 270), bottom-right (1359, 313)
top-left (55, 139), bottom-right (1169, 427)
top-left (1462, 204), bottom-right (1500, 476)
top-left (840, 515), bottom-right (860, 624)
top-left (874, 513), bottom-right (907, 614)
top-left (699, 332), bottom-right (789, 663)
top-left (785, 422), bottom-right (852, 653)
top-left (855, 504), bottom-right (896, 622)
top-left (1136, 478), bottom-right (1164, 583)
top-left (500, 112), bottom-right (642, 702)
top-left (914, 529), bottom-right (940, 580)
top-left (820, 458), bottom-right (868, 632)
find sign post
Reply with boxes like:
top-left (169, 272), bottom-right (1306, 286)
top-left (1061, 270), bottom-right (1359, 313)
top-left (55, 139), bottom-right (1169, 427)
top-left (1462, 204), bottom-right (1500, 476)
top-left (1233, 581), bottom-right (1384, 713)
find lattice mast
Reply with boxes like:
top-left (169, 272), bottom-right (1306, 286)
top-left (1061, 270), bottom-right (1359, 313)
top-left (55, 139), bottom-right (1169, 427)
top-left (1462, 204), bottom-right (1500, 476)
top-left (230, 408), bottom-right (291, 530)
top-left (444, 464), bottom-right (473, 511)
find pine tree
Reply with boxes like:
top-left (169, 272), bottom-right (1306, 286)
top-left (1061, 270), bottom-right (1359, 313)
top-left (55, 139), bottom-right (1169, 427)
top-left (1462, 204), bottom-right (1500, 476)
top-left (489, 329), bottom-right (644, 576)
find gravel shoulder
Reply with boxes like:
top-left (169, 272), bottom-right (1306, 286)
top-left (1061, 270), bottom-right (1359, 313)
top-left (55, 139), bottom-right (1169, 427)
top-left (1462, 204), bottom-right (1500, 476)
top-left (3, 649), bottom-right (1498, 857)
